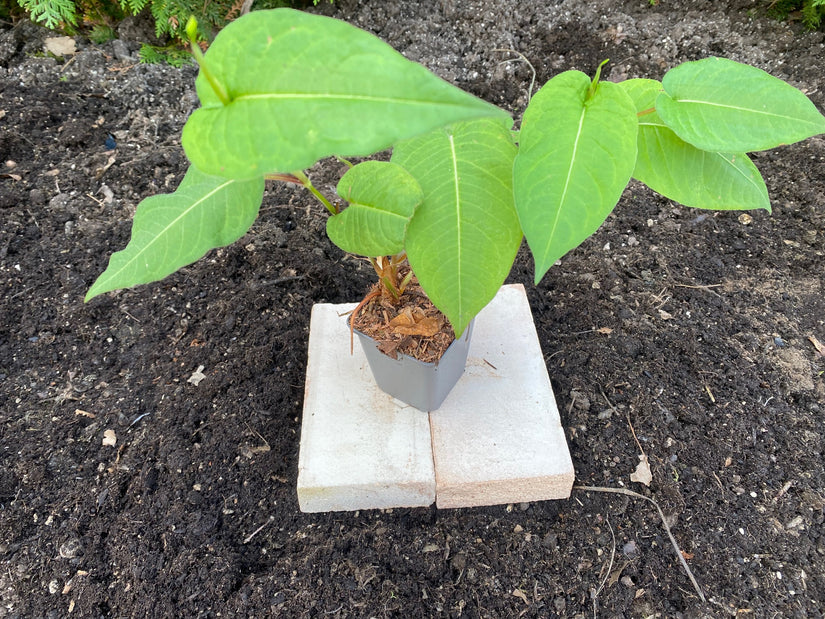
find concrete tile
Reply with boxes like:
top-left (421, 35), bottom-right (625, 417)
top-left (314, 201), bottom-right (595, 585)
top-left (430, 284), bottom-right (575, 508)
top-left (297, 285), bottom-right (574, 512)
top-left (297, 302), bottom-right (436, 513)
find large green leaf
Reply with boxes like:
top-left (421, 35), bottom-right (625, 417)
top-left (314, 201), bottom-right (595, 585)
top-left (622, 79), bottom-right (770, 212)
top-left (392, 118), bottom-right (520, 337)
top-left (327, 161), bottom-right (422, 257)
top-left (86, 166), bottom-right (264, 301)
top-left (182, 9), bottom-right (510, 180)
top-left (513, 71), bottom-right (638, 283)
top-left (657, 57), bottom-right (825, 153)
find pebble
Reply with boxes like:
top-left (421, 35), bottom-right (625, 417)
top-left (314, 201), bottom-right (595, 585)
top-left (111, 39), bottom-right (132, 63)
top-left (622, 540), bottom-right (640, 558)
top-left (58, 538), bottom-right (83, 559)
top-left (621, 575), bottom-right (635, 588)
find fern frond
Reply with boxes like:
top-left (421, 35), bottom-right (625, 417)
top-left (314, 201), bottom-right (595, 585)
top-left (224, 0), bottom-right (245, 21)
top-left (802, 0), bottom-right (825, 28)
top-left (20, 0), bottom-right (78, 29)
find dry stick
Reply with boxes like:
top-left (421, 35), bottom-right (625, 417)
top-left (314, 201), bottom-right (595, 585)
top-left (673, 282), bottom-right (723, 299)
top-left (574, 485), bottom-right (706, 603)
top-left (492, 49), bottom-right (537, 102)
top-left (243, 515), bottom-right (274, 544)
top-left (591, 515), bottom-right (616, 619)
top-left (346, 289), bottom-right (380, 355)
top-left (625, 409), bottom-right (647, 460)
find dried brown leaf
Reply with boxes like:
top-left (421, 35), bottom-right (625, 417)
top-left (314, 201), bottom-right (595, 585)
top-left (630, 454), bottom-right (652, 486)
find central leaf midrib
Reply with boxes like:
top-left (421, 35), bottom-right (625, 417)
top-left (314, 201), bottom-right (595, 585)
top-left (448, 132), bottom-right (462, 322)
top-left (234, 92), bottom-right (485, 109)
top-left (674, 98), bottom-right (815, 124)
top-left (544, 107), bottom-right (587, 262)
top-left (350, 201), bottom-right (409, 220)
top-left (715, 152), bottom-right (763, 194)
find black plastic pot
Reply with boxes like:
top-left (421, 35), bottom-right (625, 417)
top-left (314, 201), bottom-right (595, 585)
top-left (352, 321), bottom-right (474, 412)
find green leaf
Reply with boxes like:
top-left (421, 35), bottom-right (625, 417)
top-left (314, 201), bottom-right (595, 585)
top-left (392, 118), bottom-right (520, 337)
top-left (86, 166), bottom-right (264, 301)
top-left (657, 57), bottom-right (825, 153)
top-left (183, 9), bottom-right (510, 180)
top-left (327, 161), bottom-right (423, 257)
top-left (513, 71), bottom-right (638, 283)
top-left (622, 79), bottom-right (770, 212)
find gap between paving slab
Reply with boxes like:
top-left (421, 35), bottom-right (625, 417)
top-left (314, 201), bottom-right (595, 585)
top-left (297, 284), bottom-right (574, 513)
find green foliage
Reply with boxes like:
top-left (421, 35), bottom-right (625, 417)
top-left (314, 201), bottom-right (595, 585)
top-left (513, 69), bottom-right (638, 283)
top-left (621, 79), bottom-right (769, 212)
top-left (138, 42), bottom-right (193, 67)
top-left (767, 0), bottom-right (825, 29)
top-left (181, 9), bottom-right (508, 180)
top-left (392, 117), bottom-right (520, 336)
top-left (327, 162), bottom-right (422, 258)
top-left (86, 167), bottom-right (265, 300)
top-left (89, 23), bottom-right (116, 43)
top-left (87, 9), bottom-right (825, 340)
top-left (656, 57), bottom-right (825, 152)
top-left (18, 0), bottom-right (77, 28)
top-left (14, 0), bottom-right (335, 48)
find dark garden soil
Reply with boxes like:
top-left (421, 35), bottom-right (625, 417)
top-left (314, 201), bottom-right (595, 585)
top-left (1, 1), bottom-right (824, 616)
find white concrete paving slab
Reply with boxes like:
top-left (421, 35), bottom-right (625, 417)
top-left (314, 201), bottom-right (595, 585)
top-left (297, 302), bottom-right (436, 513)
top-left (297, 284), bottom-right (574, 512)
top-left (430, 284), bottom-right (575, 508)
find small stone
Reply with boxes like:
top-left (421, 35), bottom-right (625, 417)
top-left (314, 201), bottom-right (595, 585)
top-left (58, 538), bottom-right (83, 559)
top-left (44, 36), bottom-right (76, 57)
top-left (622, 540), bottom-right (640, 558)
top-left (48, 580), bottom-right (60, 594)
top-left (542, 532), bottom-right (558, 551)
top-left (621, 575), bottom-right (635, 588)
top-left (786, 515), bottom-right (805, 530)
top-left (111, 39), bottom-right (132, 62)
top-left (187, 365), bottom-right (206, 386)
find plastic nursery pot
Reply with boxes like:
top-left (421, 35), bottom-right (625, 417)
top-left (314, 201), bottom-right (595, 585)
top-left (351, 320), bottom-right (474, 412)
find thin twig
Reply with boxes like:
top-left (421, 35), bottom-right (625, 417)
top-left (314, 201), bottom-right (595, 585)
top-left (492, 49), bottom-right (537, 102)
top-left (673, 283), bottom-right (723, 299)
top-left (592, 515), bottom-right (616, 618)
top-left (574, 485), bottom-right (706, 603)
top-left (243, 515), bottom-right (274, 544)
top-left (128, 412), bottom-right (151, 429)
top-left (625, 410), bottom-right (646, 459)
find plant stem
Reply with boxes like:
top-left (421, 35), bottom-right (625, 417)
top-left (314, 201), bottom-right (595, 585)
top-left (292, 170), bottom-right (338, 215)
top-left (186, 17), bottom-right (230, 106)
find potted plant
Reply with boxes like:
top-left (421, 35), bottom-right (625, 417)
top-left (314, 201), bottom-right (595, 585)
top-left (85, 9), bottom-right (825, 411)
